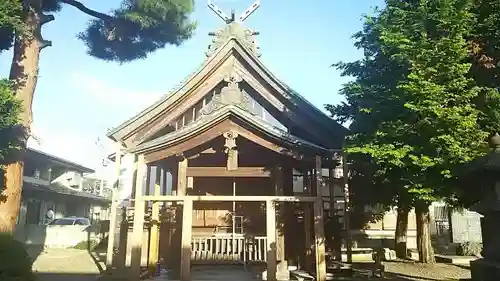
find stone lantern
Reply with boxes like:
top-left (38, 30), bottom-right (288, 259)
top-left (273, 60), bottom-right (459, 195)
top-left (460, 133), bottom-right (500, 281)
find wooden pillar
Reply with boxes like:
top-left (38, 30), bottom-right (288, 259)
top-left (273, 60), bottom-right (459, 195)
top-left (177, 157), bottom-right (188, 196)
top-left (303, 168), bottom-right (313, 271)
top-left (106, 146), bottom-right (121, 270)
top-left (314, 155), bottom-right (327, 281)
top-left (283, 165), bottom-right (294, 266)
top-left (148, 167), bottom-right (161, 274)
top-left (130, 154), bottom-right (146, 281)
top-left (180, 199), bottom-right (193, 281)
top-left (266, 200), bottom-right (277, 281)
top-left (116, 207), bottom-right (128, 272)
top-left (329, 167), bottom-right (342, 262)
top-left (342, 152), bottom-right (352, 263)
top-left (178, 156), bottom-right (190, 281)
top-left (274, 166), bottom-right (286, 264)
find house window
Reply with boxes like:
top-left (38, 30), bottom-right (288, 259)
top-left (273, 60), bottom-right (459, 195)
top-left (34, 169), bottom-right (40, 179)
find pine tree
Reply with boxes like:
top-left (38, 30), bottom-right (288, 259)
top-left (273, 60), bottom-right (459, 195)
top-left (0, 0), bottom-right (195, 232)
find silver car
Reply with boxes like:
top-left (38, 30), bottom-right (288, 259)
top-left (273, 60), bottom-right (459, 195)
top-left (49, 217), bottom-right (91, 226)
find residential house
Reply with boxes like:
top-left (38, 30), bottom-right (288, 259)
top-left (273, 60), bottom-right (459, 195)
top-left (14, 148), bottom-right (111, 247)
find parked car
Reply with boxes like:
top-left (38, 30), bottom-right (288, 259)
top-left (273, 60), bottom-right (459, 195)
top-left (49, 217), bottom-right (91, 226)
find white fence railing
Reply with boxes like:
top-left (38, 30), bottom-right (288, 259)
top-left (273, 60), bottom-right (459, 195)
top-left (191, 235), bottom-right (267, 263)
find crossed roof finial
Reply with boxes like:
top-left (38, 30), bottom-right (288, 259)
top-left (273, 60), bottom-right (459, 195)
top-left (207, 0), bottom-right (261, 24)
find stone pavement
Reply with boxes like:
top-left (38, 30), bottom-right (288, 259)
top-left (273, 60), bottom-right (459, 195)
top-left (29, 248), bottom-right (102, 281)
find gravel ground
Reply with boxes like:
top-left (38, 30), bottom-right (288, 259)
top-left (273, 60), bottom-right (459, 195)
top-left (351, 260), bottom-right (471, 281)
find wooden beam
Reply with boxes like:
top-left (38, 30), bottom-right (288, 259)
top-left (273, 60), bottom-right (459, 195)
top-left (106, 145), bottom-right (121, 270)
top-left (144, 120), bottom-right (232, 163)
top-left (314, 156), bottom-right (327, 281)
top-left (141, 195), bottom-right (317, 202)
top-left (266, 200), bottom-right (277, 281)
top-left (130, 154), bottom-right (146, 281)
top-left (186, 167), bottom-right (271, 177)
top-left (180, 199), bottom-right (193, 281)
top-left (187, 148), bottom-right (217, 159)
top-left (142, 119), bottom-right (300, 164)
top-left (177, 157), bottom-right (188, 196)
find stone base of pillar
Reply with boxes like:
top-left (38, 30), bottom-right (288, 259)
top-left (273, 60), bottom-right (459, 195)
top-left (471, 258), bottom-right (500, 281)
top-left (261, 261), bottom-right (290, 281)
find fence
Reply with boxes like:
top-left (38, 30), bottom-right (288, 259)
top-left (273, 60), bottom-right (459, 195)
top-left (191, 235), bottom-right (268, 263)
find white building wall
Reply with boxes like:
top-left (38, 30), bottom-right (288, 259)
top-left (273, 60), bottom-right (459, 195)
top-left (116, 153), bottom-right (139, 205)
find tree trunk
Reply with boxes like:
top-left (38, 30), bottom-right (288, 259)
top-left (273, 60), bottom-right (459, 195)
top-left (415, 203), bottom-right (435, 263)
top-left (0, 0), bottom-right (45, 233)
top-left (395, 203), bottom-right (409, 259)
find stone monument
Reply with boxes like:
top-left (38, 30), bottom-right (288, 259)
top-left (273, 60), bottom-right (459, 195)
top-left (460, 133), bottom-right (500, 281)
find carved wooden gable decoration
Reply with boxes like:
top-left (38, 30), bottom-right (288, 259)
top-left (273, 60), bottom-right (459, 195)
top-left (107, 3), bottom-right (346, 152)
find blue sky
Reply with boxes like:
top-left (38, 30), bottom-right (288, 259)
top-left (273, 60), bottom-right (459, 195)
top-left (0, 0), bottom-right (384, 169)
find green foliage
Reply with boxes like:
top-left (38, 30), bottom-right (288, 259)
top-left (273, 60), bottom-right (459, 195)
top-left (0, 0), bottom-right (196, 62)
top-left (0, 0), bottom-right (23, 52)
top-left (456, 241), bottom-right (482, 256)
top-left (0, 79), bottom-right (22, 164)
top-left (77, 0), bottom-right (196, 62)
top-left (468, 0), bottom-right (500, 134)
top-left (328, 0), bottom-right (491, 208)
top-left (0, 233), bottom-right (35, 281)
top-left (72, 239), bottom-right (99, 250)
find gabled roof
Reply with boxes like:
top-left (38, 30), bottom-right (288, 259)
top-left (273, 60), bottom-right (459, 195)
top-left (23, 178), bottom-right (109, 202)
top-left (27, 148), bottom-right (94, 173)
top-left (129, 104), bottom-right (331, 156)
top-left (107, 22), bottom-right (347, 148)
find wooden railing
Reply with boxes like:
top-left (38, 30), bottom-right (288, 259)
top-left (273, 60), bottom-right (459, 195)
top-left (191, 235), bottom-right (267, 263)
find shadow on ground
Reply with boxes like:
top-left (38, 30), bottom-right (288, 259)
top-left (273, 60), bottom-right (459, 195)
top-left (36, 272), bottom-right (101, 281)
top-left (350, 261), bottom-right (470, 281)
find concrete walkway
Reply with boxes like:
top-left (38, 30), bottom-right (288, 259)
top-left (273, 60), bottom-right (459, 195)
top-left (29, 248), bottom-right (102, 281)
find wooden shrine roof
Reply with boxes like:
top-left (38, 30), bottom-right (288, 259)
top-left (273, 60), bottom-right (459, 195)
top-left (128, 104), bottom-right (335, 163)
top-left (107, 22), bottom-right (347, 150)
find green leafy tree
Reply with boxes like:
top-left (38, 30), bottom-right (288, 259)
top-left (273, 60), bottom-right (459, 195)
top-left (468, 0), bottom-right (500, 134)
top-left (0, 80), bottom-right (22, 163)
top-left (328, 0), bottom-right (490, 263)
top-left (0, 0), bottom-right (196, 232)
top-left (326, 6), bottom-right (415, 258)
top-left (0, 0), bottom-right (23, 52)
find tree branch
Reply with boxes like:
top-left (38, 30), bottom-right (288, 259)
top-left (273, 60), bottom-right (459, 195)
top-left (40, 14), bottom-right (55, 25)
top-left (59, 0), bottom-right (113, 22)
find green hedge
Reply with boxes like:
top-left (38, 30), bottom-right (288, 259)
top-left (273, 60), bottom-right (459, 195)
top-left (0, 233), bottom-right (35, 281)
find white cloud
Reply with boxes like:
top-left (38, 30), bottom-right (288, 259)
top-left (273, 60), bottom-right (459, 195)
top-left (69, 72), bottom-right (164, 110)
top-left (27, 72), bottom-right (165, 172)
top-left (27, 122), bottom-right (110, 170)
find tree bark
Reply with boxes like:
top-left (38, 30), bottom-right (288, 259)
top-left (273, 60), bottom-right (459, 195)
top-left (394, 203), bottom-right (409, 259)
top-left (0, 0), bottom-right (44, 233)
top-left (415, 203), bottom-right (435, 263)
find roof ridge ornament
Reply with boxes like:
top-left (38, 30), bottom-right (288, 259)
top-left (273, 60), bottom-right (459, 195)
top-left (199, 69), bottom-right (254, 116)
top-left (208, 0), bottom-right (260, 24)
top-left (206, 0), bottom-right (261, 57)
